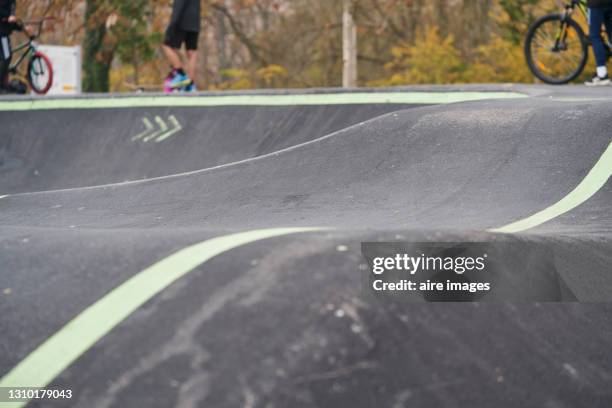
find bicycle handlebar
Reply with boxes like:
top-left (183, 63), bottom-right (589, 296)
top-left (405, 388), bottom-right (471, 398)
top-left (0, 17), bottom-right (53, 39)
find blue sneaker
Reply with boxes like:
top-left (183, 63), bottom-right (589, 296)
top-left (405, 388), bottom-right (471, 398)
top-left (184, 80), bottom-right (197, 92)
top-left (169, 72), bottom-right (191, 89)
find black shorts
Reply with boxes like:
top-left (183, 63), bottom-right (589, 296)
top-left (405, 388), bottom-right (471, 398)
top-left (164, 27), bottom-right (199, 51)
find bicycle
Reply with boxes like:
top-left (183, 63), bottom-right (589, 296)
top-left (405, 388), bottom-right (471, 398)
top-left (4, 18), bottom-right (54, 94)
top-left (524, 0), bottom-right (611, 84)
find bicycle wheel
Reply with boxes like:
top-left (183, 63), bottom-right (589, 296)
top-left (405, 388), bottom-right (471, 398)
top-left (27, 51), bottom-right (54, 95)
top-left (525, 14), bottom-right (588, 85)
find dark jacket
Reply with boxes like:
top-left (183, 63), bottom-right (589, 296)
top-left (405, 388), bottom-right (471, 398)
top-left (0, 0), bottom-right (16, 36)
top-left (0, 0), bottom-right (15, 19)
top-left (169, 0), bottom-right (200, 33)
top-left (588, 0), bottom-right (612, 8)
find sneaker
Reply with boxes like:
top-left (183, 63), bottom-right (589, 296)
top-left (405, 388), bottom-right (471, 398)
top-left (169, 72), bottom-right (191, 89)
top-left (184, 80), bottom-right (197, 92)
top-left (163, 71), bottom-right (175, 93)
top-left (585, 73), bottom-right (610, 86)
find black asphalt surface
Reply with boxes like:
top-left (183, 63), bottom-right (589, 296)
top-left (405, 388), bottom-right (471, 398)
top-left (0, 104), bottom-right (417, 193)
top-left (0, 86), bottom-right (611, 407)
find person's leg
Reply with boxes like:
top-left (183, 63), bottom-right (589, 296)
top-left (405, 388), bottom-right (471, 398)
top-left (162, 44), bottom-right (183, 71)
top-left (588, 8), bottom-right (608, 74)
top-left (162, 26), bottom-right (184, 70)
top-left (186, 50), bottom-right (197, 80)
top-left (185, 32), bottom-right (199, 81)
top-left (162, 27), bottom-right (191, 91)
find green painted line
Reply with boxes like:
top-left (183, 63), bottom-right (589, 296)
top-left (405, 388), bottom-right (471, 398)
top-left (130, 117), bottom-right (154, 141)
top-left (143, 116), bottom-right (168, 142)
top-left (0, 92), bottom-right (526, 112)
top-left (0, 227), bottom-right (322, 408)
top-left (155, 115), bottom-right (183, 143)
top-left (491, 141), bottom-right (612, 233)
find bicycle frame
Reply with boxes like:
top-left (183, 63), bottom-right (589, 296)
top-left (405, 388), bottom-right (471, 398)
top-left (8, 39), bottom-right (37, 74)
top-left (6, 19), bottom-right (47, 74)
top-left (559, 0), bottom-right (588, 33)
top-left (567, 0), bottom-right (589, 20)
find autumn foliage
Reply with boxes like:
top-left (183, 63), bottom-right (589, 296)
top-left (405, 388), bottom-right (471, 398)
top-left (13, 0), bottom-right (594, 92)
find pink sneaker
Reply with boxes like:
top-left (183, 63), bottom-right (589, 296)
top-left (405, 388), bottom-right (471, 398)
top-left (163, 71), bottom-right (175, 93)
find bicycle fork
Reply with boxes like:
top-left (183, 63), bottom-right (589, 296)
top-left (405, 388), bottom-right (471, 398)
top-left (551, 6), bottom-right (575, 51)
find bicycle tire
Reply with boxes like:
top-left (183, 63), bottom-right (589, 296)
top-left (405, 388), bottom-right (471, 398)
top-left (525, 14), bottom-right (588, 85)
top-left (27, 51), bottom-right (54, 95)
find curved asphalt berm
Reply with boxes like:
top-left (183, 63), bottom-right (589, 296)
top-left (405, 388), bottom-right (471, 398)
top-left (0, 103), bottom-right (420, 193)
top-left (0, 86), bottom-right (611, 407)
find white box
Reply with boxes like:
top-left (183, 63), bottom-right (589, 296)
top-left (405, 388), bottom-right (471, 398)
top-left (36, 45), bottom-right (82, 95)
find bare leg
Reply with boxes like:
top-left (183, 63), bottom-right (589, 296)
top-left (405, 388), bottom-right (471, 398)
top-left (186, 50), bottom-right (198, 82)
top-left (162, 44), bottom-right (183, 70)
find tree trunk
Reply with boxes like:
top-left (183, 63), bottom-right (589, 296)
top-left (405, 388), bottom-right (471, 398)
top-left (216, 8), bottom-right (229, 83)
top-left (437, 0), bottom-right (448, 38)
top-left (342, 0), bottom-right (357, 88)
top-left (83, 0), bottom-right (113, 92)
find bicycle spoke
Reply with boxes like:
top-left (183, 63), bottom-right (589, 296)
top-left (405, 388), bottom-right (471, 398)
top-left (28, 55), bottom-right (52, 93)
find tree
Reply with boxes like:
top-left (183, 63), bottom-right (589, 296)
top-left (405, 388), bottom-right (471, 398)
top-left (342, 0), bottom-right (357, 87)
top-left (83, 0), bottom-right (158, 92)
top-left (380, 27), bottom-right (465, 85)
top-left (498, 0), bottom-right (539, 44)
top-left (83, 0), bottom-right (113, 92)
top-left (18, 0), bottom-right (565, 90)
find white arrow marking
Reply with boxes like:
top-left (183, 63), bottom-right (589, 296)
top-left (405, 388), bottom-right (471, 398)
top-left (131, 118), bottom-right (154, 141)
top-left (155, 115), bottom-right (183, 143)
top-left (143, 116), bottom-right (168, 142)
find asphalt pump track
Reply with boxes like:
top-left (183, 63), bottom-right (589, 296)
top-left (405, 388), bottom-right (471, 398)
top-left (0, 87), bottom-right (611, 407)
